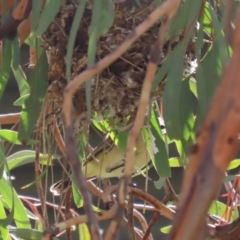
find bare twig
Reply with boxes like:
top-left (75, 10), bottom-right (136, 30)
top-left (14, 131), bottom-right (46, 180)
top-left (105, 0), bottom-right (181, 237)
top-left (42, 205), bottom-right (117, 240)
top-left (105, 185), bottom-right (175, 220)
top-left (127, 194), bottom-right (136, 240)
top-left (0, 113), bottom-right (20, 125)
top-left (122, 218), bottom-right (142, 240)
top-left (167, 8), bottom-right (240, 240)
top-left (62, 0), bottom-right (181, 238)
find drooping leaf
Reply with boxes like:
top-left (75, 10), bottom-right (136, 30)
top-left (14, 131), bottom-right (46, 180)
top-left (11, 37), bottom-right (20, 70)
top-left (6, 150), bottom-right (52, 170)
top-left (21, 164), bottom-right (50, 189)
top-left (66, 0), bottom-right (87, 82)
top-left (9, 229), bottom-right (42, 240)
top-left (169, 0), bottom-right (203, 37)
top-left (0, 179), bottom-right (31, 228)
top-left (34, 0), bottom-right (62, 37)
top-left (11, 65), bottom-right (30, 99)
top-left (160, 225), bottom-right (172, 234)
top-left (0, 130), bottom-right (37, 145)
top-left (227, 159), bottom-right (240, 170)
top-left (168, 157), bottom-right (182, 167)
top-left (202, 2), bottom-right (213, 37)
top-left (13, 94), bottom-right (30, 106)
top-left (224, 175), bottom-right (240, 183)
top-left (31, 0), bottom-right (42, 31)
top-left (0, 133), bottom-right (5, 178)
top-left (72, 183), bottom-right (83, 208)
top-left (18, 50), bottom-right (48, 142)
top-left (188, 77), bottom-right (198, 98)
top-left (78, 223), bottom-right (91, 240)
top-left (208, 201), bottom-right (234, 222)
top-left (163, 44), bottom-right (184, 139)
top-left (0, 39), bottom-right (12, 100)
top-left (154, 177), bottom-right (166, 190)
top-left (0, 201), bottom-right (10, 240)
top-left (150, 106), bottom-right (170, 177)
top-left (86, 0), bottom-right (115, 118)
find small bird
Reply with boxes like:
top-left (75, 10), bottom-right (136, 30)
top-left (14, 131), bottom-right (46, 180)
top-left (50, 134), bottom-right (151, 195)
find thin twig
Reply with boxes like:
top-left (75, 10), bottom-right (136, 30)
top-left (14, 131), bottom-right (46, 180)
top-left (42, 205), bottom-right (117, 240)
top-left (0, 113), bottom-right (20, 124)
top-left (127, 194), bottom-right (136, 240)
top-left (62, 1), bottom-right (181, 238)
top-left (35, 130), bottom-right (49, 228)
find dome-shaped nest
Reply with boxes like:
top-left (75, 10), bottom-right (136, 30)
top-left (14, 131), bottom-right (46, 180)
top-left (42, 0), bottom-right (195, 131)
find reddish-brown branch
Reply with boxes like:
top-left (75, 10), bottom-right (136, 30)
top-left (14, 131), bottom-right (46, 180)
top-left (167, 8), bottom-right (240, 240)
top-left (42, 205), bottom-right (117, 240)
top-left (0, 113), bottom-right (20, 125)
top-left (62, 1), bottom-right (181, 238)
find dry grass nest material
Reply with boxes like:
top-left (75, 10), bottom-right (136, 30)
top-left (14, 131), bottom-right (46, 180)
top-left (42, 0), bottom-right (195, 131)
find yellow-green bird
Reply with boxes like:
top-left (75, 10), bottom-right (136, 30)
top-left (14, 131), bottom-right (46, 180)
top-left (50, 134), bottom-right (152, 195)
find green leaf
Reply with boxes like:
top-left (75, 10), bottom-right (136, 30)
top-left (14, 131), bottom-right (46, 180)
top-left (9, 229), bottom-right (42, 240)
top-left (6, 150), bottom-right (52, 171)
top-left (227, 159), bottom-right (240, 170)
top-left (150, 106), bottom-right (170, 177)
top-left (18, 50), bottom-right (48, 142)
top-left (169, 0), bottom-right (203, 37)
top-left (168, 158), bottom-right (183, 167)
top-left (0, 39), bottom-right (12, 100)
top-left (0, 201), bottom-right (10, 240)
top-left (72, 181), bottom-right (83, 208)
top-left (154, 177), bottom-right (166, 190)
top-left (66, 0), bottom-right (87, 82)
top-left (86, 0), bottom-right (114, 118)
top-left (34, 0), bottom-right (62, 36)
top-left (21, 164), bottom-right (49, 189)
top-left (109, 131), bottom-right (128, 153)
top-left (202, 2), bottom-right (213, 36)
top-left (152, 50), bottom-right (172, 89)
top-left (0, 179), bottom-right (31, 228)
top-left (0, 133), bottom-right (5, 178)
top-left (31, 1), bottom-right (43, 31)
top-left (11, 37), bottom-right (20, 70)
top-left (0, 130), bottom-right (37, 145)
top-left (163, 44), bottom-right (184, 139)
top-left (160, 225), bottom-right (172, 234)
top-left (13, 94), bottom-right (30, 106)
top-left (188, 77), bottom-right (198, 98)
top-left (78, 223), bottom-right (91, 240)
top-left (11, 65), bottom-right (30, 98)
top-left (224, 175), bottom-right (240, 183)
top-left (209, 201), bottom-right (234, 221)
top-left (196, 44), bottom-right (221, 121)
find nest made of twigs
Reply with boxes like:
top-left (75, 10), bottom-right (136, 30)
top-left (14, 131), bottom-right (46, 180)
top-left (42, 0), bottom-right (195, 132)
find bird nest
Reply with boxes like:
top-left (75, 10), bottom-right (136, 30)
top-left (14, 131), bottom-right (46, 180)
top-left (42, 0), bottom-right (195, 132)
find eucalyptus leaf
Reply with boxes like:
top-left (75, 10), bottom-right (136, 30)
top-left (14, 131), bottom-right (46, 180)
top-left (0, 130), bottom-right (37, 145)
top-left (6, 150), bottom-right (52, 171)
top-left (18, 50), bottom-right (48, 142)
top-left (34, 0), bottom-right (62, 36)
top-left (0, 179), bottom-right (31, 228)
top-left (78, 223), bottom-right (91, 240)
top-left (150, 107), bottom-right (170, 177)
top-left (66, 0), bottom-right (87, 82)
top-left (9, 229), bottom-right (42, 240)
top-left (0, 39), bottom-right (12, 100)
top-left (13, 94), bottom-right (30, 106)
